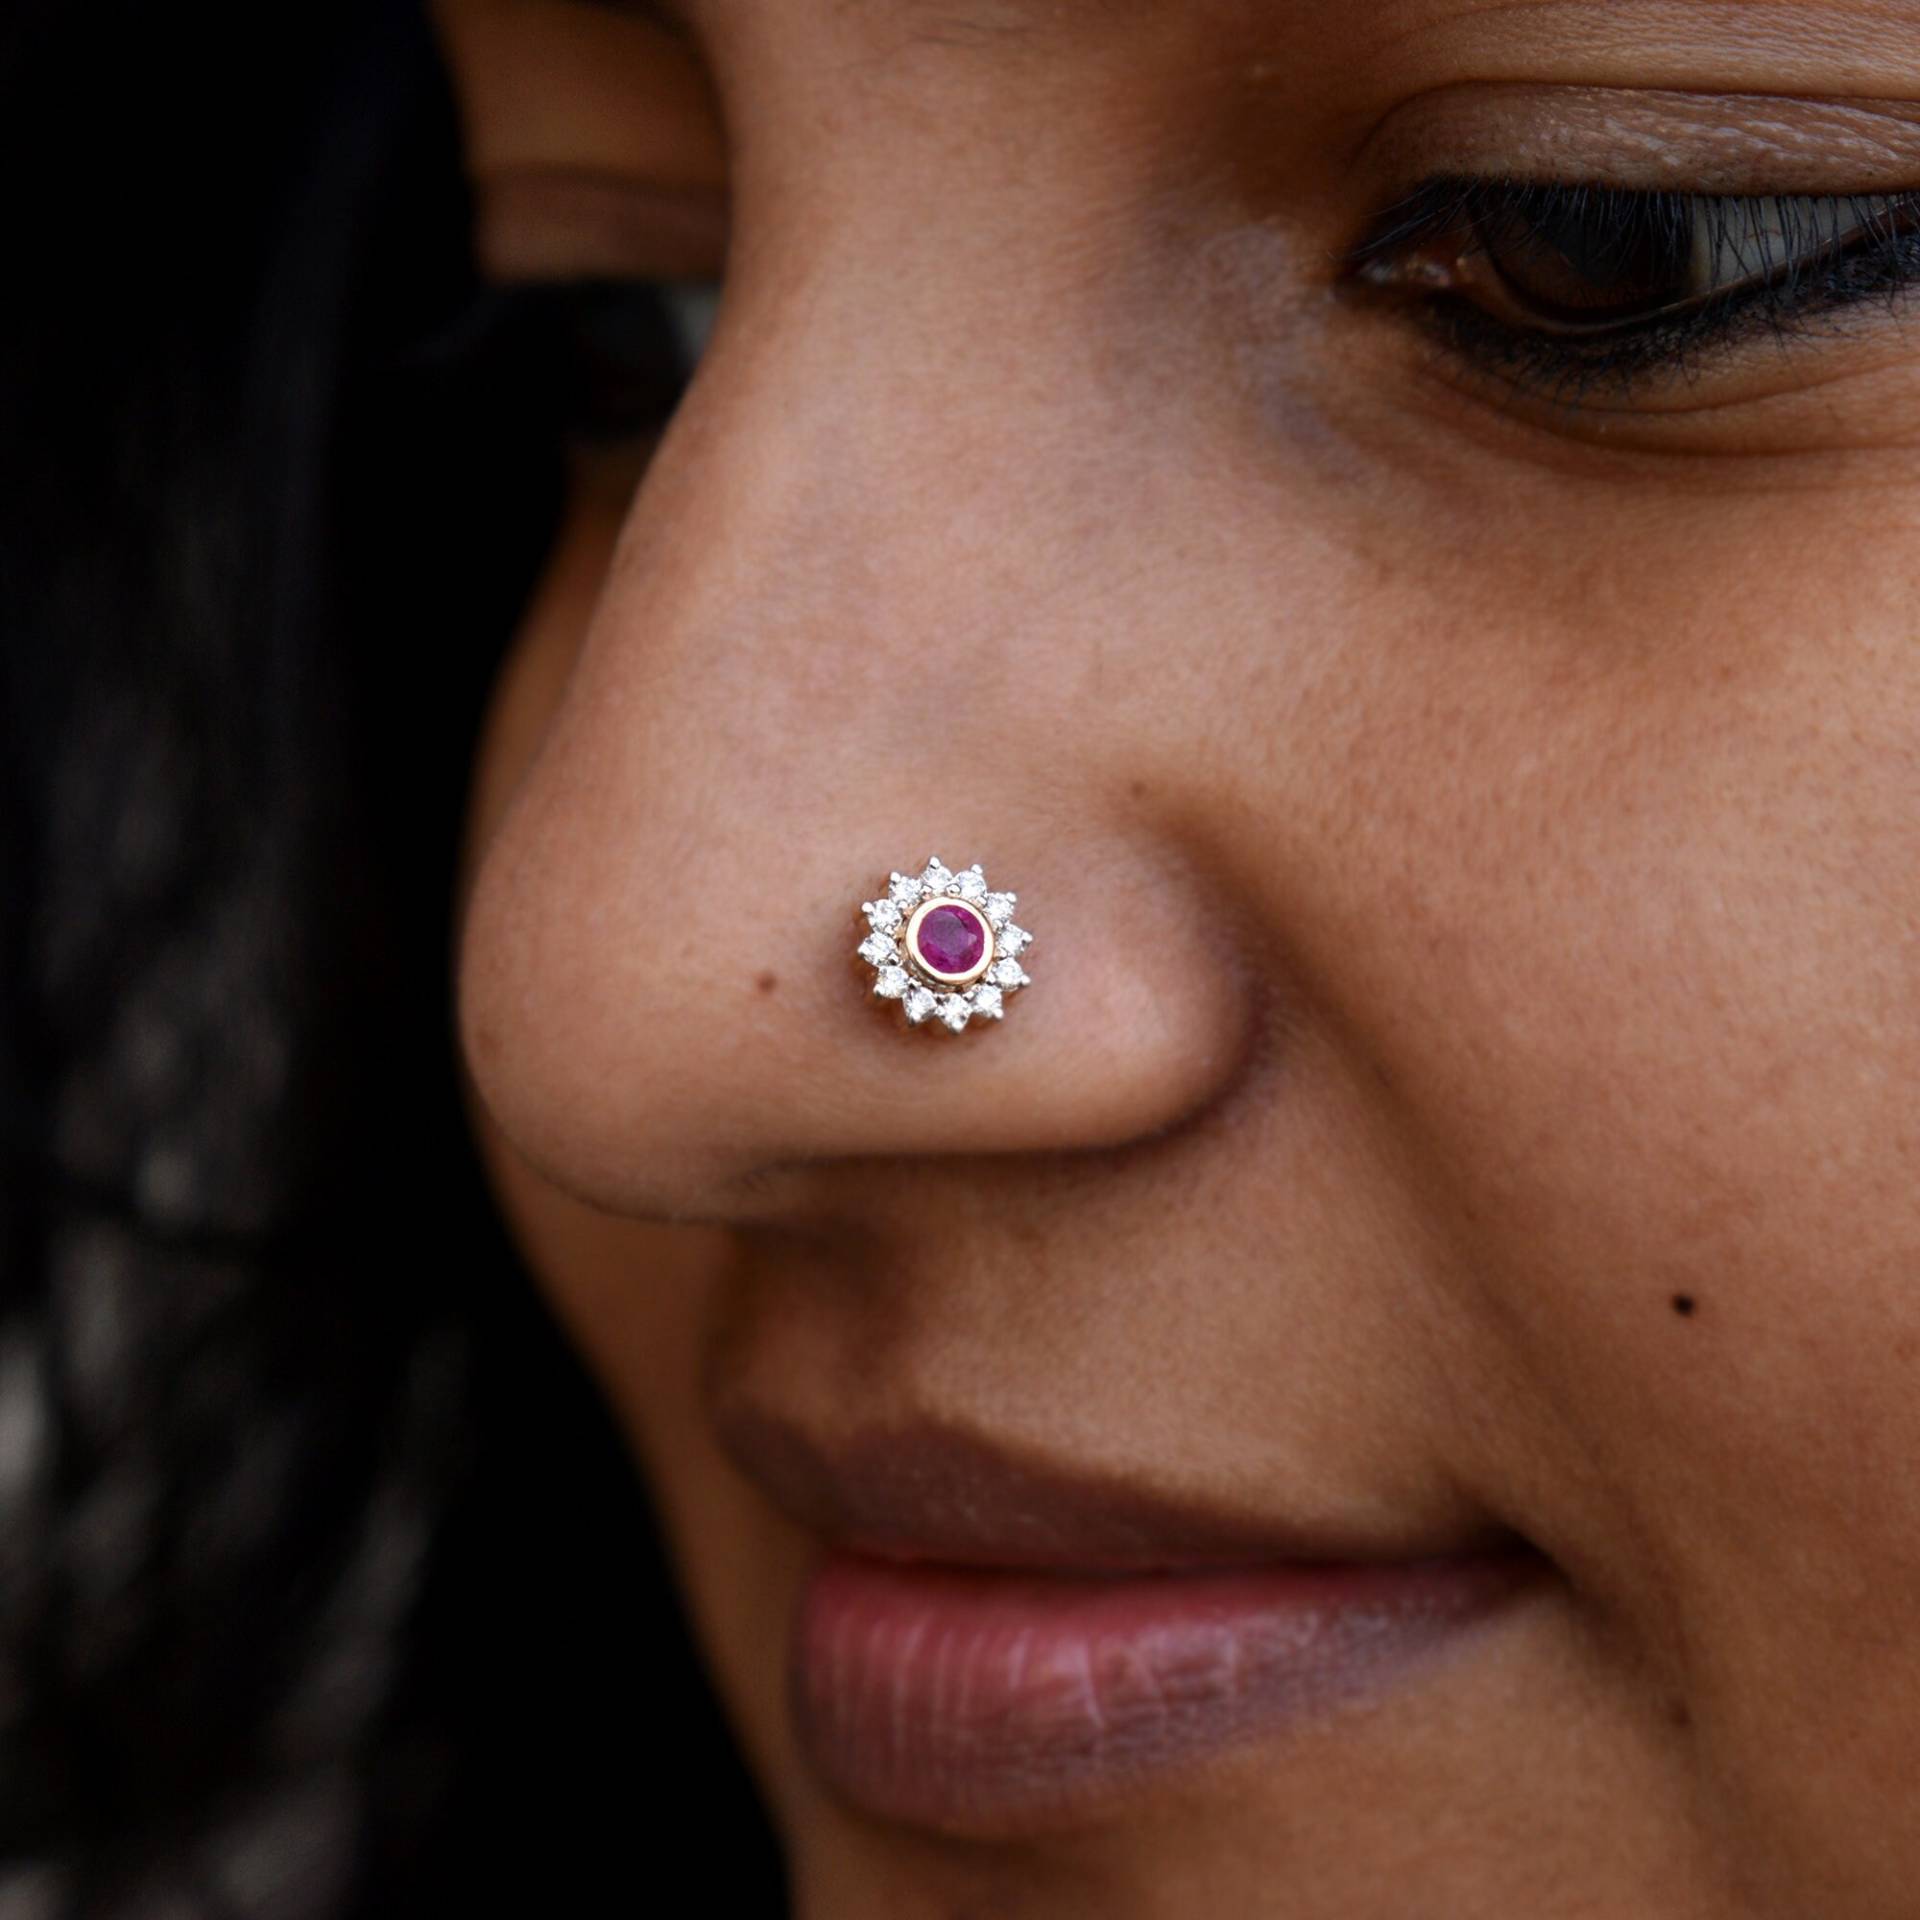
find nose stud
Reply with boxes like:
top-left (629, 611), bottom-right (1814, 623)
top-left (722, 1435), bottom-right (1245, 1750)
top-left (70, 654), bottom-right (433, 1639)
top-left (857, 856), bottom-right (1033, 1032)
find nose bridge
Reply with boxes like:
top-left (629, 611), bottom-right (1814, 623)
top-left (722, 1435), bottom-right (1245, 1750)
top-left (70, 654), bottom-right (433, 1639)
top-left (458, 200), bottom-right (1271, 1221)
top-left (668, 225), bottom-right (1133, 650)
top-left (551, 228), bottom-right (1168, 878)
top-left (645, 311), bottom-right (1045, 721)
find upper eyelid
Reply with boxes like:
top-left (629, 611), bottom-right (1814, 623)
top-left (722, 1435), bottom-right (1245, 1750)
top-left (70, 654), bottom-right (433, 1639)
top-left (1354, 86), bottom-right (1920, 202)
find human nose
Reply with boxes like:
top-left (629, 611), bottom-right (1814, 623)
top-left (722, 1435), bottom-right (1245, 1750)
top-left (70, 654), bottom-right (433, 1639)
top-left (457, 280), bottom-right (1263, 1223)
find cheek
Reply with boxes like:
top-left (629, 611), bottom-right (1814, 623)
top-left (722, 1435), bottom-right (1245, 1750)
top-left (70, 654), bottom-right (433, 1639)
top-left (1401, 517), bottom-right (1920, 1433)
top-left (474, 1100), bottom-right (813, 1812)
top-left (1319, 523), bottom-right (1920, 1834)
top-left (476, 1088), bottom-right (718, 1440)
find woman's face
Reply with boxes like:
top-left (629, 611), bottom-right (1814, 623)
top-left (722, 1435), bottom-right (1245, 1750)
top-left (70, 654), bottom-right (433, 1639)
top-left (444, 1), bottom-right (1920, 1910)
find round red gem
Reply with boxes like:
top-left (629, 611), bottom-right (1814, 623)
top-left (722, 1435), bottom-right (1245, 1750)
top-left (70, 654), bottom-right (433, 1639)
top-left (913, 903), bottom-right (987, 975)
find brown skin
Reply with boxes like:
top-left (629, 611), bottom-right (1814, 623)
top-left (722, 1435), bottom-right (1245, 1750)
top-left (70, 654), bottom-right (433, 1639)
top-left (442, 1), bottom-right (1920, 1912)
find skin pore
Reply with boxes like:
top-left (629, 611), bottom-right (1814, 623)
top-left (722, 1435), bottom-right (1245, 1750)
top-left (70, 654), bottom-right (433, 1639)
top-left (442, 1), bottom-right (1920, 1913)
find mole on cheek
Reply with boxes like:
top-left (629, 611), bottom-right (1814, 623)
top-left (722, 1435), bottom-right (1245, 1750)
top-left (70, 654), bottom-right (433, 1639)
top-left (755, 971), bottom-right (779, 995)
top-left (1671, 1294), bottom-right (1697, 1318)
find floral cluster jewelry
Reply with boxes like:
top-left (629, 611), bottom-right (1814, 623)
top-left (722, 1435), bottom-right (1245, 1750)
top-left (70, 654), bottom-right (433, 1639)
top-left (856, 855), bottom-right (1033, 1032)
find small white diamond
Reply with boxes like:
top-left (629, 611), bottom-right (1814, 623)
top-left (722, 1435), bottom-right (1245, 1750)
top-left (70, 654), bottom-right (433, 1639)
top-left (903, 985), bottom-right (936, 1024)
top-left (889, 872), bottom-right (923, 908)
top-left (858, 932), bottom-right (899, 968)
top-left (990, 958), bottom-right (1029, 990)
top-left (968, 983), bottom-right (1004, 1019)
top-left (864, 898), bottom-right (903, 934)
top-left (937, 994), bottom-right (971, 1030)
top-left (983, 891), bottom-right (1016, 926)
top-left (873, 966), bottom-right (910, 1000)
top-left (997, 923), bottom-right (1030, 956)
top-left (956, 866), bottom-right (988, 902)
top-left (919, 858), bottom-right (955, 896)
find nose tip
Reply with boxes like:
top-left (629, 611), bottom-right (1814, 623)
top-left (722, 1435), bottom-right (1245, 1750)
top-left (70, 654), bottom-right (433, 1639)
top-left (458, 810), bottom-right (1257, 1221)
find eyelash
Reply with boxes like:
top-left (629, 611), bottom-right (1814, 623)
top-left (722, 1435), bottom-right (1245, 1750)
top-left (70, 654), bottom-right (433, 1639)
top-left (1349, 180), bottom-right (1920, 402)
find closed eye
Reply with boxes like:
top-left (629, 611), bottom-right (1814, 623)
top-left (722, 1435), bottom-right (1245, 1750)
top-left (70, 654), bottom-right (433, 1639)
top-left (1348, 179), bottom-right (1920, 397)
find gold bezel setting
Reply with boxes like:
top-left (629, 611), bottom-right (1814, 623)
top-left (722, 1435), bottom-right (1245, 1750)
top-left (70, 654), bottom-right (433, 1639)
top-left (903, 895), bottom-right (995, 988)
top-left (856, 855), bottom-right (1033, 1031)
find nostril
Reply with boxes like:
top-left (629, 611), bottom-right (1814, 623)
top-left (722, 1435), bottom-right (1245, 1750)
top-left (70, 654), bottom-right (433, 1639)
top-left (460, 801), bottom-right (1265, 1226)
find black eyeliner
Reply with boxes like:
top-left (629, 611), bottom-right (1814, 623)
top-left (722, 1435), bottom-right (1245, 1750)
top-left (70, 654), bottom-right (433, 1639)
top-left (1350, 179), bottom-right (1920, 404)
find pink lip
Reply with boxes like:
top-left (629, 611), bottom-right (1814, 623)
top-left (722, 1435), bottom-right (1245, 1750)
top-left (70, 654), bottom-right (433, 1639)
top-left (713, 1400), bottom-right (1546, 1830)
top-left (793, 1545), bottom-right (1540, 1833)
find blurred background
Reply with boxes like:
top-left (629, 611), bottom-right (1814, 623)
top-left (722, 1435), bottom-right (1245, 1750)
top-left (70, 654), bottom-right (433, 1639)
top-left (0, 0), bottom-right (781, 1908)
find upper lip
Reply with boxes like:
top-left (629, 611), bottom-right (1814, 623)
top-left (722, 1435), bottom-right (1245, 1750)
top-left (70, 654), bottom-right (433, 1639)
top-left (713, 1399), bottom-right (1531, 1572)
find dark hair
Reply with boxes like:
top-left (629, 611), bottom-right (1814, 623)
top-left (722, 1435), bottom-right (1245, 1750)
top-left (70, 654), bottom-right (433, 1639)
top-left (0, 1), bottom-right (779, 1908)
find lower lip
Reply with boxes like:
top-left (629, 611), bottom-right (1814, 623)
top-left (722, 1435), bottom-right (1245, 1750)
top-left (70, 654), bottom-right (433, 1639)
top-left (791, 1546), bottom-right (1540, 1833)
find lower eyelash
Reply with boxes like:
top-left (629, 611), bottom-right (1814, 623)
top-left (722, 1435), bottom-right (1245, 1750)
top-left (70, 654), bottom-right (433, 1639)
top-left (1441, 242), bottom-right (1920, 403)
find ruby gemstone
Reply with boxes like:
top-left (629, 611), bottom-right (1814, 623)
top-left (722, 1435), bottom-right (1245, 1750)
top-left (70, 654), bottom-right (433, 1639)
top-left (914, 903), bottom-right (987, 976)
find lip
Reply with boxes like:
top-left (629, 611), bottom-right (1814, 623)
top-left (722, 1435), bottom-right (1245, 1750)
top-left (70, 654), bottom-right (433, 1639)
top-left (714, 1401), bottom-right (1522, 1568)
top-left (794, 1545), bottom-right (1539, 1833)
top-left (717, 1405), bottom-right (1547, 1833)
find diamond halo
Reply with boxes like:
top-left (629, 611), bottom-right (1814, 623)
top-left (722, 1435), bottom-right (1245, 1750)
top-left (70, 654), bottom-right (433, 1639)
top-left (857, 855), bottom-right (1033, 1032)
